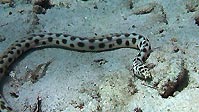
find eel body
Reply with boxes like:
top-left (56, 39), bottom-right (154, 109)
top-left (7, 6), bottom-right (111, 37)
top-left (0, 32), bottom-right (151, 111)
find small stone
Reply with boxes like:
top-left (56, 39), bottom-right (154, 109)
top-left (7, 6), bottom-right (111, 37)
top-left (0, 35), bottom-right (6, 42)
top-left (134, 107), bottom-right (143, 112)
top-left (94, 4), bottom-right (98, 9)
top-left (159, 29), bottom-right (164, 34)
top-left (195, 16), bottom-right (199, 26)
top-left (8, 11), bottom-right (12, 15)
top-left (173, 46), bottom-right (179, 53)
top-left (170, 37), bottom-right (177, 42)
top-left (186, 2), bottom-right (198, 13)
top-left (33, 5), bottom-right (45, 14)
top-left (33, 0), bottom-right (53, 9)
top-left (0, 0), bottom-right (11, 4)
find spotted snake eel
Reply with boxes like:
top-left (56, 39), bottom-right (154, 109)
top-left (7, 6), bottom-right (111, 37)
top-left (0, 32), bottom-right (151, 111)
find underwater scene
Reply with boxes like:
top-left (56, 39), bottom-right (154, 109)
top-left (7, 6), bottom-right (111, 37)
top-left (0, 0), bottom-right (199, 111)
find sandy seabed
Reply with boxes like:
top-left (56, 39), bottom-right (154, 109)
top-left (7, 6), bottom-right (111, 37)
top-left (0, 0), bottom-right (199, 112)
